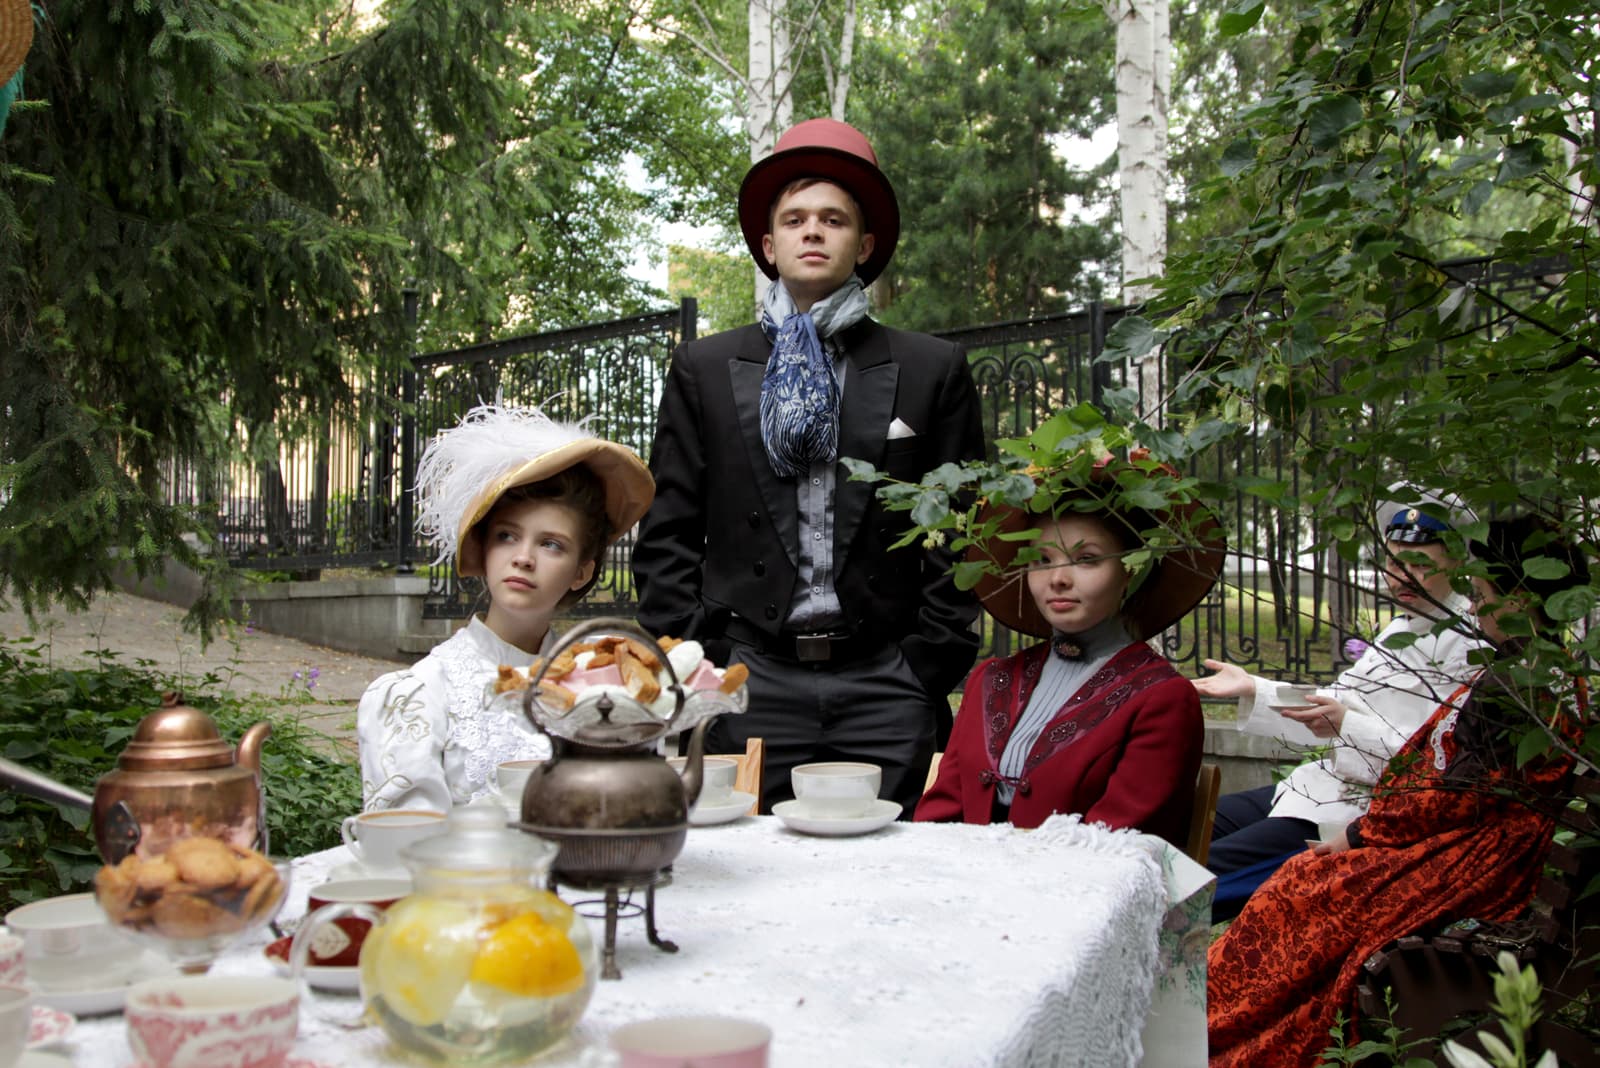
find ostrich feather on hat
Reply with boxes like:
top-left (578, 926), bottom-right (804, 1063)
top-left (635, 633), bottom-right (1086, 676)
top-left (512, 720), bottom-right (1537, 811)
top-left (414, 402), bottom-right (654, 577)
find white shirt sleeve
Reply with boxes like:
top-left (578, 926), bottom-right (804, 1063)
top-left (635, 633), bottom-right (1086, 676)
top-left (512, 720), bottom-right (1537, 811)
top-left (357, 659), bottom-right (453, 814)
top-left (1325, 619), bottom-right (1481, 785)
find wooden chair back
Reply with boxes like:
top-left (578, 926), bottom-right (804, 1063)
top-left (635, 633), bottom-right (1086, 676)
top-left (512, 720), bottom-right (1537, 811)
top-left (722, 737), bottom-right (763, 816)
top-left (1186, 763), bottom-right (1222, 866)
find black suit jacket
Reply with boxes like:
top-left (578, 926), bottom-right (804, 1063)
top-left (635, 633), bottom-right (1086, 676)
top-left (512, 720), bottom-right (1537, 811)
top-left (632, 318), bottom-right (986, 722)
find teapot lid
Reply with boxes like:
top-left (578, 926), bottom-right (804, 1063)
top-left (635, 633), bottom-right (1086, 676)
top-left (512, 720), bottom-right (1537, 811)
top-left (401, 805), bottom-right (557, 876)
top-left (117, 693), bottom-right (237, 771)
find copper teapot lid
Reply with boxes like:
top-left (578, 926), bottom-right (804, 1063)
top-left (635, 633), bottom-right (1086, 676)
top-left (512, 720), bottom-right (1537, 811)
top-left (117, 693), bottom-right (237, 771)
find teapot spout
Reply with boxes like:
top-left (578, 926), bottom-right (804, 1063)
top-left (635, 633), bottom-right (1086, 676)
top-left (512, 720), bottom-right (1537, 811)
top-left (236, 722), bottom-right (272, 775)
top-left (677, 718), bottom-right (716, 811)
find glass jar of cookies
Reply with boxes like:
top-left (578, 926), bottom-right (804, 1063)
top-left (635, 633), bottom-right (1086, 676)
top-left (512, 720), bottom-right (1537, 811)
top-left (93, 835), bottom-right (290, 972)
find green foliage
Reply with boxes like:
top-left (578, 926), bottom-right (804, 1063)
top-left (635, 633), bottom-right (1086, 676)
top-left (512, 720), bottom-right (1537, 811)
top-left (0, 636), bottom-right (359, 914)
top-left (1318, 995), bottom-right (1435, 1066)
top-left (1442, 952), bottom-right (1559, 1068)
top-left (669, 244), bottom-right (754, 335)
top-left (854, 0), bottom-right (1118, 328)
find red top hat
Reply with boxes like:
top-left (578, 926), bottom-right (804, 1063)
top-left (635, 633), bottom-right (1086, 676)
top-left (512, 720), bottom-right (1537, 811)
top-left (738, 118), bottom-right (900, 285)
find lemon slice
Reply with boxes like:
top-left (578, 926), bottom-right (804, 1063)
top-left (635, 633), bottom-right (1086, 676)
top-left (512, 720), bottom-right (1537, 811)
top-left (366, 896), bottom-right (479, 1026)
top-left (470, 911), bottom-right (584, 998)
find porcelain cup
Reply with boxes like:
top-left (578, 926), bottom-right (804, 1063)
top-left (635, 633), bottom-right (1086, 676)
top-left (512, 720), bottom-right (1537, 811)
top-left (5, 892), bottom-right (141, 992)
top-left (339, 808), bottom-right (445, 871)
top-left (0, 934), bottom-right (23, 989)
top-left (668, 756), bottom-right (738, 807)
top-left (296, 877), bottom-right (410, 967)
top-left (790, 761), bottom-right (881, 819)
top-left (126, 975), bottom-right (299, 1068)
top-left (610, 1014), bottom-right (772, 1068)
top-left (494, 759), bottom-right (544, 809)
top-left (0, 984), bottom-right (30, 1068)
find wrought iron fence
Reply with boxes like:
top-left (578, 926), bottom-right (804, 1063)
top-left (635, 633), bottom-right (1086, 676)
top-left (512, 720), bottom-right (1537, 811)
top-left (167, 254), bottom-right (1568, 682)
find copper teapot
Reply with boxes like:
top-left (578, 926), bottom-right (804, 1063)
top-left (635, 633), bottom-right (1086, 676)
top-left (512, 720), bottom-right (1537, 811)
top-left (0, 692), bottom-right (270, 863)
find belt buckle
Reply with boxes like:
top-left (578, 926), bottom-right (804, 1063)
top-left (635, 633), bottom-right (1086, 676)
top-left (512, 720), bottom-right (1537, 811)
top-left (793, 633), bottom-right (832, 662)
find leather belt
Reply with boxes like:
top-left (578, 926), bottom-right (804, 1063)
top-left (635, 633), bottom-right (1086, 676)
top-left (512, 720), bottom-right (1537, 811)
top-left (723, 618), bottom-right (886, 665)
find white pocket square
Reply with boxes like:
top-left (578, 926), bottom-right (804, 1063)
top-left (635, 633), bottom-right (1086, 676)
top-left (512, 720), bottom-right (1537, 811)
top-left (887, 418), bottom-right (917, 440)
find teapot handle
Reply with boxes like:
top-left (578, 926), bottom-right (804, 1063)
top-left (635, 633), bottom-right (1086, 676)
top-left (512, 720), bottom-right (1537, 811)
top-left (290, 902), bottom-right (384, 1026)
top-left (519, 616), bottom-right (684, 732)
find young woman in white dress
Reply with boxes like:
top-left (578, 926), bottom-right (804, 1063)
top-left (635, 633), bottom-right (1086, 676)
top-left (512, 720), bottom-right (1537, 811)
top-left (357, 404), bottom-right (654, 813)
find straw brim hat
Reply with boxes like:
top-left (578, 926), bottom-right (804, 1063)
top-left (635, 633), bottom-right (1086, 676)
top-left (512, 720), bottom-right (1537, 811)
top-left (738, 118), bottom-right (899, 285)
top-left (0, 0), bottom-right (33, 88)
top-left (455, 440), bottom-right (654, 578)
top-left (971, 486), bottom-right (1226, 641)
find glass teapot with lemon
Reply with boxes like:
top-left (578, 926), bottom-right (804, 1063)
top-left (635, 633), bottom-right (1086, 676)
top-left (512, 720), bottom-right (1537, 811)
top-left (290, 806), bottom-right (595, 1064)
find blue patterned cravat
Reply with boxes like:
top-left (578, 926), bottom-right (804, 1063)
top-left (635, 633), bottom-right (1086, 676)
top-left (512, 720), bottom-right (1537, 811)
top-left (757, 279), bottom-right (870, 479)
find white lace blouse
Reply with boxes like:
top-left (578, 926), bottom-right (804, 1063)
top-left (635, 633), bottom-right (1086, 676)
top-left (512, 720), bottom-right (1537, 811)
top-left (357, 617), bottom-right (555, 812)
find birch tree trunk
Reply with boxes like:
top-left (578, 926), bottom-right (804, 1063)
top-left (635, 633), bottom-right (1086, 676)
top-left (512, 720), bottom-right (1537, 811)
top-left (749, 0), bottom-right (793, 307)
top-left (820, 0), bottom-right (857, 122)
top-left (1109, 0), bottom-right (1169, 425)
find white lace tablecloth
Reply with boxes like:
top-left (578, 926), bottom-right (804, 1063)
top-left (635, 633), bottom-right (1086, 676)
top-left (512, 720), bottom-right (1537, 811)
top-left (60, 814), bottom-right (1211, 1067)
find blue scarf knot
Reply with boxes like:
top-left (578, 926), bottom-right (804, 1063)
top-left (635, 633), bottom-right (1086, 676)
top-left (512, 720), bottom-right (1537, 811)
top-left (757, 278), bottom-right (870, 479)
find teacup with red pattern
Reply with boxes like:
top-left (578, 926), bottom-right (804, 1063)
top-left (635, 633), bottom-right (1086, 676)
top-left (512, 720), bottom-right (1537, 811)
top-left (265, 877), bottom-right (409, 969)
top-left (0, 934), bottom-right (23, 989)
top-left (125, 975), bottom-right (299, 1068)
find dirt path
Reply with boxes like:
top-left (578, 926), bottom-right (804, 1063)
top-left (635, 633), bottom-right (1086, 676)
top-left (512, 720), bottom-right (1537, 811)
top-left (0, 590), bottom-right (408, 754)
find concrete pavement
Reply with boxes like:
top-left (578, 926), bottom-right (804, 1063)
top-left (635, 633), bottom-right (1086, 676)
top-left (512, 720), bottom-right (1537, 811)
top-left (0, 590), bottom-right (410, 750)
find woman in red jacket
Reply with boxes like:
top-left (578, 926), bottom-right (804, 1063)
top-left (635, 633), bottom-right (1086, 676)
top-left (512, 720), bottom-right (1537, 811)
top-left (915, 458), bottom-right (1224, 845)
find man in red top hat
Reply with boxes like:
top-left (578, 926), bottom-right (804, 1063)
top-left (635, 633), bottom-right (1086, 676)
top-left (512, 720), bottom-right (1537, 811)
top-left (633, 118), bottom-right (987, 815)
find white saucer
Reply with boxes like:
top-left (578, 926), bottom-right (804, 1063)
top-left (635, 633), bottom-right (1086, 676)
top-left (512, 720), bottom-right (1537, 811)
top-left (772, 798), bottom-right (903, 837)
top-left (327, 859), bottom-right (410, 881)
top-left (18, 1051), bottom-right (72, 1068)
top-left (267, 952), bottom-right (362, 994)
top-left (32, 950), bottom-right (176, 1016)
top-left (690, 790), bottom-right (758, 826)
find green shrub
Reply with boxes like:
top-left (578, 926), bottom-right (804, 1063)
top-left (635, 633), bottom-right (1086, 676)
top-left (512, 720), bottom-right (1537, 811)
top-left (0, 636), bottom-right (359, 914)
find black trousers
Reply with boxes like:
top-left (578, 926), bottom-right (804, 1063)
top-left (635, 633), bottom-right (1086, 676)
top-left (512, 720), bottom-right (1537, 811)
top-left (702, 639), bottom-right (936, 816)
top-left (1207, 784), bottom-right (1317, 874)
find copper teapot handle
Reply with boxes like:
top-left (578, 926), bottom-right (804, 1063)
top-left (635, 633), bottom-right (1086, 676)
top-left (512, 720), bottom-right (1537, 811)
top-left (519, 616), bottom-right (684, 731)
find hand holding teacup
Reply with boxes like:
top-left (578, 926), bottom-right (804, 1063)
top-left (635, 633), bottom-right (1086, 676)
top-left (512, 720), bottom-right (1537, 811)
top-left (1277, 693), bottom-right (1347, 737)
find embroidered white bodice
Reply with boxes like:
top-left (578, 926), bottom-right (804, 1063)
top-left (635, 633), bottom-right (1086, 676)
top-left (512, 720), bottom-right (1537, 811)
top-left (357, 617), bottom-right (554, 812)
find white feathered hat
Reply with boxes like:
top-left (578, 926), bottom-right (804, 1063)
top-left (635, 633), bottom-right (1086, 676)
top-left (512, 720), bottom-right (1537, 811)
top-left (415, 403), bottom-right (654, 578)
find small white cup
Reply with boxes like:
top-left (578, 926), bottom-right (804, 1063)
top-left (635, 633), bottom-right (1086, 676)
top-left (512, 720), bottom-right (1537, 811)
top-left (790, 762), bottom-right (882, 819)
top-left (5, 892), bottom-right (141, 992)
top-left (610, 1014), bottom-right (772, 1068)
top-left (1271, 684), bottom-right (1318, 709)
top-left (494, 759), bottom-right (544, 808)
top-left (339, 809), bottom-right (445, 871)
top-left (0, 984), bottom-right (30, 1068)
top-left (668, 756), bottom-right (738, 807)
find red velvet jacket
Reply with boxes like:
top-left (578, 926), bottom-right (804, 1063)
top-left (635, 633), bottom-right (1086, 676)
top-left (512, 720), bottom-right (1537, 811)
top-left (914, 642), bottom-right (1202, 845)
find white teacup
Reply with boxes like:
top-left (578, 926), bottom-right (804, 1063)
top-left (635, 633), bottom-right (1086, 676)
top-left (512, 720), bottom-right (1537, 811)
top-left (790, 762), bottom-right (882, 819)
top-left (668, 756), bottom-right (738, 808)
top-left (340, 809), bottom-right (445, 871)
top-left (0, 984), bottom-right (30, 1068)
top-left (5, 892), bottom-right (141, 992)
top-left (494, 759), bottom-right (544, 809)
top-left (611, 1014), bottom-right (772, 1068)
